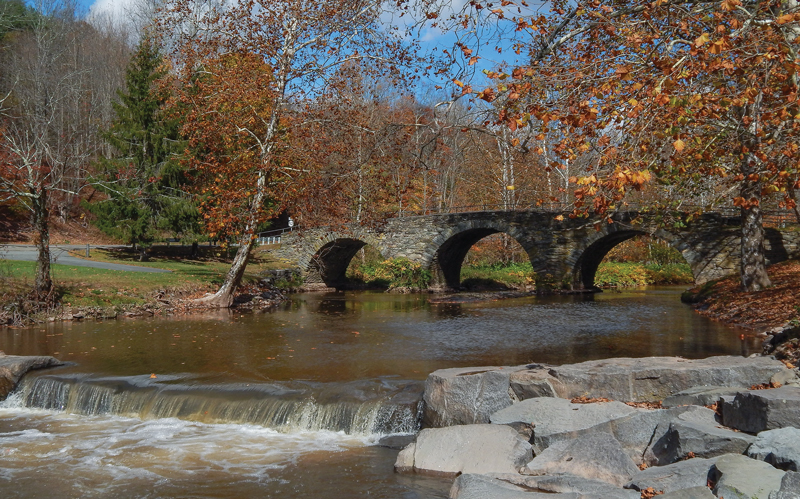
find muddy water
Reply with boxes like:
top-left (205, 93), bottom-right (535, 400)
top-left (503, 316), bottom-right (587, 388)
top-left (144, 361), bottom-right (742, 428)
top-left (0, 288), bottom-right (754, 498)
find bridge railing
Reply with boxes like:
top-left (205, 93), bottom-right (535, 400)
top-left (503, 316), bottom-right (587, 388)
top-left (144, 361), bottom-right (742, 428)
top-left (256, 226), bottom-right (295, 245)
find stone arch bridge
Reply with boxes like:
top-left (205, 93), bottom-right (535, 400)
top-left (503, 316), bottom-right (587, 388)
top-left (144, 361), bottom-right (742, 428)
top-left (268, 210), bottom-right (800, 291)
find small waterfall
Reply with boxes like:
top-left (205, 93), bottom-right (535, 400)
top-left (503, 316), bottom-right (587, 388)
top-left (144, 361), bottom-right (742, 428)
top-left (12, 374), bottom-right (423, 436)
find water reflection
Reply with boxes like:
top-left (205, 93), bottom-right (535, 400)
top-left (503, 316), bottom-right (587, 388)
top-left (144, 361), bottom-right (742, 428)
top-left (0, 287), bottom-right (755, 384)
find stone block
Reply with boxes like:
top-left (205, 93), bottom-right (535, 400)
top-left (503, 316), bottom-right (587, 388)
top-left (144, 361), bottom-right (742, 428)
top-left (522, 432), bottom-right (639, 487)
top-left (625, 457), bottom-right (718, 493)
top-left (658, 486), bottom-right (716, 499)
top-left (491, 473), bottom-right (638, 498)
top-left (748, 427), bottom-right (800, 471)
top-left (712, 454), bottom-right (786, 499)
top-left (646, 419), bottom-right (755, 465)
top-left (722, 387), bottom-right (800, 433)
top-left (449, 474), bottom-right (578, 499)
top-left (423, 366), bottom-right (518, 427)
top-left (546, 356), bottom-right (787, 402)
top-left (399, 424), bottom-right (532, 477)
top-left (662, 385), bottom-right (747, 408)
top-left (490, 397), bottom-right (636, 453)
top-left (768, 471), bottom-right (800, 499)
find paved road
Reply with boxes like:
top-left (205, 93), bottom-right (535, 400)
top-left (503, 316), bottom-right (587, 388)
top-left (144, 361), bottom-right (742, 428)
top-left (0, 245), bottom-right (171, 273)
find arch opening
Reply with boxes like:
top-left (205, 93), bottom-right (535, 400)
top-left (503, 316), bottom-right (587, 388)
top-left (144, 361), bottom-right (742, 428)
top-left (573, 231), bottom-right (693, 290)
top-left (307, 238), bottom-right (372, 289)
top-left (432, 229), bottom-right (533, 291)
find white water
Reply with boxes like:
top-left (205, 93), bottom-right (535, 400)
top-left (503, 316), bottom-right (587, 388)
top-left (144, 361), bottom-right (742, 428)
top-left (0, 391), bottom-right (385, 498)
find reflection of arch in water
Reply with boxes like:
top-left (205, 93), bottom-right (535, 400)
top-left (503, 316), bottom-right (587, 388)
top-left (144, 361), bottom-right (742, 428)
top-left (426, 222), bottom-right (538, 291)
top-left (570, 227), bottom-right (690, 290)
top-left (304, 234), bottom-right (384, 289)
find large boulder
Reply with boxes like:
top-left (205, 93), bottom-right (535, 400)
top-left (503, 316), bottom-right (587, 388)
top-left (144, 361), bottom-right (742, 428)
top-left (610, 405), bottom-right (715, 465)
top-left (662, 385), bottom-right (747, 408)
top-left (508, 365), bottom-right (560, 400)
top-left (449, 474), bottom-right (578, 499)
top-left (641, 406), bottom-right (720, 465)
top-left (748, 427), bottom-right (800, 471)
top-left (490, 397), bottom-right (635, 453)
top-left (722, 387), bottom-right (800, 433)
top-left (712, 454), bottom-right (786, 499)
top-left (0, 354), bottom-right (64, 399)
top-left (423, 366), bottom-right (519, 427)
top-left (395, 424), bottom-right (532, 477)
top-left (492, 473), bottom-right (638, 498)
top-left (645, 419), bottom-right (755, 464)
top-left (625, 457), bottom-right (718, 494)
top-left (543, 356), bottom-right (788, 402)
top-left (768, 471), bottom-right (800, 499)
top-left (659, 486), bottom-right (716, 499)
top-left (522, 432), bottom-right (639, 487)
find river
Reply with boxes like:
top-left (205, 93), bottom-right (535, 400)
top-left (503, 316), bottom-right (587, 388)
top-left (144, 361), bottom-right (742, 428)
top-left (0, 287), bottom-right (755, 498)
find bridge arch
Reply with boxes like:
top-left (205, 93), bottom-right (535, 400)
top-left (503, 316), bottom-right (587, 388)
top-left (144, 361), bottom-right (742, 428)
top-left (568, 224), bottom-right (694, 290)
top-left (423, 220), bottom-right (538, 291)
top-left (301, 232), bottom-right (385, 289)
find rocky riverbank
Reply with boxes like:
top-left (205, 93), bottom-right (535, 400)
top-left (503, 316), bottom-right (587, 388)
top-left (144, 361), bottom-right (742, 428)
top-left (397, 356), bottom-right (800, 498)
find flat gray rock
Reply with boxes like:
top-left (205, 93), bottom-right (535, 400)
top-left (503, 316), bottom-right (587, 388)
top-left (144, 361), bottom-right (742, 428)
top-left (748, 427), bottom-right (800, 471)
top-left (450, 474), bottom-right (579, 499)
top-left (423, 366), bottom-right (519, 427)
top-left (659, 486), bottom-right (716, 499)
top-left (610, 405), bottom-right (715, 465)
top-left (662, 385), bottom-right (747, 408)
top-left (713, 454), bottom-right (786, 499)
top-left (399, 424), bottom-right (532, 477)
top-left (646, 419), bottom-right (755, 464)
top-left (633, 406), bottom-right (718, 465)
top-left (491, 473), bottom-right (638, 498)
top-left (546, 356), bottom-right (788, 402)
top-left (490, 397), bottom-right (636, 453)
top-left (0, 354), bottom-right (64, 399)
top-left (522, 432), bottom-right (639, 487)
top-left (769, 471), bottom-right (800, 499)
top-left (722, 387), bottom-right (800, 433)
top-left (625, 457), bottom-right (718, 493)
top-left (508, 365), bottom-right (559, 400)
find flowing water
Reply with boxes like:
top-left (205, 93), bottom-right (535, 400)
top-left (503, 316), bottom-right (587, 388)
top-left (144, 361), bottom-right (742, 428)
top-left (0, 288), bottom-right (755, 498)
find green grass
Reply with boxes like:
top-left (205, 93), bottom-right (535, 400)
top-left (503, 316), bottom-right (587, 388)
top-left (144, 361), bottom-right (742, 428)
top-left (460, 262), bottom-right (535, 289)
top-left (0, 254), bottom-right (266, 308)
top-left (594, 262), bottom-right (693, 288)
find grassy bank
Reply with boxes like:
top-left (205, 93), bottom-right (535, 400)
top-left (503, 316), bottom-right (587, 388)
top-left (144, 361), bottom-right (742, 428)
top-left (0, 247), bottom-right (278, 312)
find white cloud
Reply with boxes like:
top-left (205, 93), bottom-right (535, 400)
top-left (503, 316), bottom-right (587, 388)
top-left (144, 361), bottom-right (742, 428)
top-left (88, 0), bottom-right (138, 22)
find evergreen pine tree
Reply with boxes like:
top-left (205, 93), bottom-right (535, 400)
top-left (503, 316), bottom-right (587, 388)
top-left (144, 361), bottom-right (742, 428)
top-left (87, 36), bottom-right (199, 259)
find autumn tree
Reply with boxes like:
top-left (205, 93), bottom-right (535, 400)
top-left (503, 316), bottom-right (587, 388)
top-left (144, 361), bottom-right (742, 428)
top-left (439, 0), bottom-right (800, 291)
top-left (162, 0), bottom-right (418, 307)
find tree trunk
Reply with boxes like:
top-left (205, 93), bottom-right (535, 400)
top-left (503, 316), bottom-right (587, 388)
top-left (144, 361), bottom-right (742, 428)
top-left (739, 170), bottom-right (772, 292)
top-left (195, 171), bottom-right (266, 307)
top-left (196, 234), bottom-right (253, 308)
top-left (32, 189), bottom-right (53, 301)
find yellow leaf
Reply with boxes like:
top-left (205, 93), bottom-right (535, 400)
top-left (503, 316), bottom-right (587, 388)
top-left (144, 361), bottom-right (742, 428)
top-left (776, 13), bottom-right (795, 25)
top-left (673, 139), bottom-right (686, 152)
top-left (694, 33), bottom-right (711, 47)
